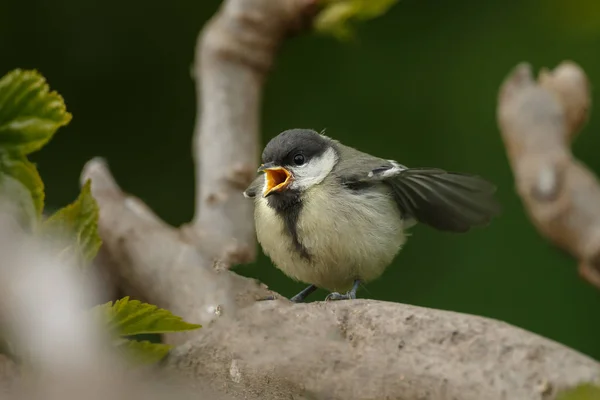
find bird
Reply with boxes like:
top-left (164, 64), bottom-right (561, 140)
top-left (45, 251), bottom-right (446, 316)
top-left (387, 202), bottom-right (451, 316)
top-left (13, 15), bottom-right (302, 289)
top-left (243, 129), bottom-right (500, 303)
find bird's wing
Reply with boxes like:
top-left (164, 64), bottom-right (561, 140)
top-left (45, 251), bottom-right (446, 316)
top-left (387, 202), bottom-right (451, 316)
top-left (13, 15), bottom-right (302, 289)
top-left (333, 145), bottom-right (501, 233)
top-left (243, 175), bottom-right (264, 199)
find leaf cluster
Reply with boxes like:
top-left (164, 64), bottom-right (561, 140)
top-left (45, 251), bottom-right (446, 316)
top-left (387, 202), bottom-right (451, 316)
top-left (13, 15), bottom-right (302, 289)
top-left (0, 69), bottom-right (200, 366)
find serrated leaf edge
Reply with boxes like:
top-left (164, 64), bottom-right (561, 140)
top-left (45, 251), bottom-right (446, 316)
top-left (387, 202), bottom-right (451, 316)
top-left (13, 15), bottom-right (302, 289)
top-left (0, 69), bottom-right (72, 156)
top-left (97, 296), bottom-right (202, 336)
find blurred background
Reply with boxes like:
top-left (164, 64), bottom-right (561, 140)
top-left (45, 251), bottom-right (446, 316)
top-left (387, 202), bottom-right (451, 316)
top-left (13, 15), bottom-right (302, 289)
top-left (1, 0), bottom-right (600, 359)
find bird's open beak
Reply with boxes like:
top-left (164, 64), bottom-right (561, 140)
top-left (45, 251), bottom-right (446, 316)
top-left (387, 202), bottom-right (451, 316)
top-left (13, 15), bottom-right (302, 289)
top-left (258, 163), bottom-right (292, 197)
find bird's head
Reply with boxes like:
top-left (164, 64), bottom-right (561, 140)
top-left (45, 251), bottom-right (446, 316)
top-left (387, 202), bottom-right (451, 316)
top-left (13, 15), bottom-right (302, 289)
top-left (258, 129), bottom-right (338, 197)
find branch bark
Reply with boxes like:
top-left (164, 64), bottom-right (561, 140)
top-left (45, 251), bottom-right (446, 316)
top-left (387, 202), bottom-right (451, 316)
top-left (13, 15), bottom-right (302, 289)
top-left (76, 1), bottom-right (600, 400)
top-left (497, 61), bottom-right (600, 289)
top-left (188, 0), bottom-right (316, 266)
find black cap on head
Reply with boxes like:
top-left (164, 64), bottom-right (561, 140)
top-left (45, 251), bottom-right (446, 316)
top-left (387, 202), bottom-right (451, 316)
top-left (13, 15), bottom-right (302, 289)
top-left (262, 129), bottom-right (331, 166)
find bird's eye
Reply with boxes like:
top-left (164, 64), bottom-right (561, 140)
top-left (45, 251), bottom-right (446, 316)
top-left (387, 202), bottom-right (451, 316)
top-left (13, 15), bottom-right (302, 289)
top-left (293, 154), bottom-right (305, 165)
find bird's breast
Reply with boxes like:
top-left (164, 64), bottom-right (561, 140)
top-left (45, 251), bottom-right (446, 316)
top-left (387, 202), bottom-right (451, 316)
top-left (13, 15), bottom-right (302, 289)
top-left (254, 184), bottom-right (407, 292)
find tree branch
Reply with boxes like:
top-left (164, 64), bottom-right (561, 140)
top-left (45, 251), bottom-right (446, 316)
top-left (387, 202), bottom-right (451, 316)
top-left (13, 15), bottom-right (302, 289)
top-left (83, 156), bottom-right (600, 399)
top-left (76, 2), bottom-right (600, 400)
top-left (188, 0), bottom-right (317, 266)
top-left (81, 158), bottom-right (274, 344)
top-left (497, 61), bottom-right (600, 289)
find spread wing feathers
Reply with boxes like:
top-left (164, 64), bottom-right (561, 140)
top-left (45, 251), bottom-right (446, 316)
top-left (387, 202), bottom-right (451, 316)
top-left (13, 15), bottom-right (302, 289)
top-left (372, 166), bottom-right (501, 233)
top-left (243, 175), bottom-right (264, 199)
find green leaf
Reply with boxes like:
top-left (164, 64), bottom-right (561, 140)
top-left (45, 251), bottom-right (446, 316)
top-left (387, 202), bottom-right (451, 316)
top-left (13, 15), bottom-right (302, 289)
top-left (315, 0), bottom-right (399, 40)
top-left (41, 179), bottom-right (102, 262)
top-left (93, 296), bottom-right (201, 337)
top-left (0, 69), bottom-right (72, 155)
top-left (557, 383), bottom-right (600, 400)
top-left (0, 153), bottom-right (44, 217)
top-left (115, 338), bottom-right (172, 365)
top-left (0, 155), bottom-right (42, 232)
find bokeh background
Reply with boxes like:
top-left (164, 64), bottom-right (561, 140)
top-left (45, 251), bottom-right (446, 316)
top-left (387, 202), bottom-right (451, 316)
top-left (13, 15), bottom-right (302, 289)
top-left (2, 0), bottom-right (600, 359)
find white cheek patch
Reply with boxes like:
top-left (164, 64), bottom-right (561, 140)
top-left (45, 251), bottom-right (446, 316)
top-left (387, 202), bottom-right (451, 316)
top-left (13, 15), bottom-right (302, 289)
top-left (290, 147), bottom-right (338, 190)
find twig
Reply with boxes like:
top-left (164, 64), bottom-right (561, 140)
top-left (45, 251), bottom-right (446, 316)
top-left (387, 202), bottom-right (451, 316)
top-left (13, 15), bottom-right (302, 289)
top-left (497, 61), bottom-right (600, 289)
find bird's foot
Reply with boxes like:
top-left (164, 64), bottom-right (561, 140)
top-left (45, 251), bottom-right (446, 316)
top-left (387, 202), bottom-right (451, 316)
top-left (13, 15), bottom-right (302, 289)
top-left (324, 279), bottom-right (361, 301)
top-left (257, 284), bottom-right (318, 303)
top-left (324, 291), bottom-right (356, 301)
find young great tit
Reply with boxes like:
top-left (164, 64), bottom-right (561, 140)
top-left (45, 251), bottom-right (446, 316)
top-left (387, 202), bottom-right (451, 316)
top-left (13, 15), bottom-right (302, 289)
top-left (243, 129), bottom-right (500, 302)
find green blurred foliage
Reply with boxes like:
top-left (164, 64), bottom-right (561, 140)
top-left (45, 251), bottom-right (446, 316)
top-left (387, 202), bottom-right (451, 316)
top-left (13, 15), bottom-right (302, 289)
top-left (0, 153), bottom-right (42, 229)
top-left (315, 0), bottom-right (399, 40)
top-left (0, 69), bottom-right (71, 229)
top-left (542, 0), bottom-right (600, 37)
top-left (557, 383), bottom-right (600, 400)
top-left (41, 179), bottom-right (102, 262)
top-left (1, 0), bottom-right (599, 360)
top-left (0, 68), bottom-right (198, 366)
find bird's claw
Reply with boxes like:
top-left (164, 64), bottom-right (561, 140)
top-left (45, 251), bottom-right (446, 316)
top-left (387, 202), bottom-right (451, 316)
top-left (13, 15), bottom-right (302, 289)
top-left (325, 291), bottom-right (356, 301)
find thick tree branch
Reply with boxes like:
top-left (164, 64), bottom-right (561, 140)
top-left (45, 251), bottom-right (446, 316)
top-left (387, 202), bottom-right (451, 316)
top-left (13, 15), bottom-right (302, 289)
top-left (188, 0), bottom-right (316, 266)
top-left (81, 159), bottom-right (273, 344)
top-left (73, 159), bottom-right (600, 399)
top-left (75, 2), bottom-right (600, 400)
top-left (167, 299), bottom-right (600, 400)
top-left (497, 61), bottom-right (600, 289)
